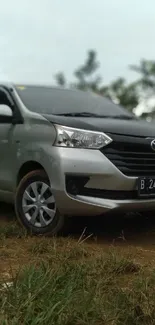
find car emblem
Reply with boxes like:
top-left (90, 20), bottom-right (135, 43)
top-left (151, 139), bottom-right (155, 151)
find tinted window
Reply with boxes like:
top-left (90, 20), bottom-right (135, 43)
top-left (15, 85), bottom-right (131, 117)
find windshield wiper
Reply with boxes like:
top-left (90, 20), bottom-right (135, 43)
top-left (54, 112), bottom-right (136, 119)
top-left (111, 115), bottom-right (136, 120)
top-left (54, 112), bottom-right (102, 117)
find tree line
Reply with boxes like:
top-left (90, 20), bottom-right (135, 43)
top-left (54, 50), bottom-right (155, 119)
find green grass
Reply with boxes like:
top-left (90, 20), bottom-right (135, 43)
top-left (0, 222), bottom-right (27, 240)
top-left (0, 223), bottom-right (155, 324)
top-left (1, 242), bottom-right (152, 325)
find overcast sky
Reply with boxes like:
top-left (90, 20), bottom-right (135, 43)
top-left (0, 0), bottom-right (154, 86)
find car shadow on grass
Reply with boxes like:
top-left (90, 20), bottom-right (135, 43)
top-left (65, 211), bottom-right (155, 248)
top-left (1, 203), bottom-right (155, 248)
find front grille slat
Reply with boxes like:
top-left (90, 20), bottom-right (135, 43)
top-left (105, 150), bottom-right (155, 157)
top-left (101, 134), bottom-right (155, 177)
top-left (112, 161), bottom-right (155, 168)
top-left (106, 154), bottom-right (155, 164)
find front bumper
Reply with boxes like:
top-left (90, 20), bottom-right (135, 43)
top-left (45, 147), bottom-right (155, 216)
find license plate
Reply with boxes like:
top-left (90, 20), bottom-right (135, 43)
top-left (138, 177), bottom-right (155, 197)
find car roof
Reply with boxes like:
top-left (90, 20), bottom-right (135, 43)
top-left (0, 82), bottom-right (88, 94)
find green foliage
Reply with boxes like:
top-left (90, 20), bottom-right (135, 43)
top-left (54, 50), bottom-right (155, 117)
top-left (129, 60), bottom-right (155, 118)
top-left (54, 72), bottom-right (66, 87)
top-left (130, 59), bottom-right (155, 90)
top-left (54, 49), bottom-right (139, 113)
top-left (100, 78), bottom-right (139, 111)
top-left (74, 50), bottom-right (102, 91)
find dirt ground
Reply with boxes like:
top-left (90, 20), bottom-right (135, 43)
top-left (1, 203), bottom-right (155, 279)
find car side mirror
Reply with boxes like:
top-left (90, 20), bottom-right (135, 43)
top-left (0, 105), bottom-right (13, 117)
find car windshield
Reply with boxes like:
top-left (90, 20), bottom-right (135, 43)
top-left (15, 85), bottom-right (134, 118)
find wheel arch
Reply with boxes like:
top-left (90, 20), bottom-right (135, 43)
top-left (17, 161), bottom-right (48, 185)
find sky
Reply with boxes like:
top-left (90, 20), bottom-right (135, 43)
top-left (0, 0), bottom-right (155, 86)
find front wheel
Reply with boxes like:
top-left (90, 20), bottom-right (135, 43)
top-left (15, 170), bottom-right (64, 235)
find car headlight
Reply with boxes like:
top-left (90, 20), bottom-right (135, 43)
top-left (54, 124), bottom-right (112, 149)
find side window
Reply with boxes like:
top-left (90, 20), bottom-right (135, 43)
top-left (0, 90), bottom-right (13, 124)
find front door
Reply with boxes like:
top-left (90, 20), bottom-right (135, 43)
top-left (0, 101), bottom-right (18, 193)
top-left (0, 122), bottom-right (17, 192)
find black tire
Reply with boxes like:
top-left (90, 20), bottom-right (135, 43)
top-left (15, 169), bottom-right (64, 236)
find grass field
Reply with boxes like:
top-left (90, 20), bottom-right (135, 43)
top-left (1, 219), bottom-right (155, 325)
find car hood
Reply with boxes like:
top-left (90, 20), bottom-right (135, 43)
top-left (43, 114), bottom-right (155, 137)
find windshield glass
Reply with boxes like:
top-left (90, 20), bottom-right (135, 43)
top-left (15, 85), bottom-right (133, 118)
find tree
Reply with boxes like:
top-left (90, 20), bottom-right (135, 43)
top-left (130, 60), bottom-right (155, 118)
top-left (130, 59), bottom-right (155, 91)
top-left (54, 72), bottom-right (66, 87)
top-left (74, 50), bottom-right (102, 91)
top-left (54, 49), bottom-right (139, 113)
top-left (100, 78), bottom-right (139, 111)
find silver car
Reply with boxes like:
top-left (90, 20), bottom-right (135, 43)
top-left (0, 83), bottom-right (155, 235)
